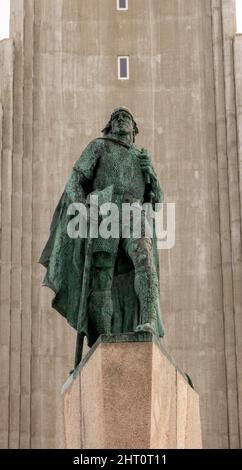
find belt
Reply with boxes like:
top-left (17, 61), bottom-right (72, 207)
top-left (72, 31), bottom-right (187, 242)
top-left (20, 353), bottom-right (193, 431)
top-left (113, 192), bottom-right (143, 204)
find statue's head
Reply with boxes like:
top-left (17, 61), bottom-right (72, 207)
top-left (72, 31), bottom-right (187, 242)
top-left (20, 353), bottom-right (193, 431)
top-left (101, 107), bottom-right (139, 143)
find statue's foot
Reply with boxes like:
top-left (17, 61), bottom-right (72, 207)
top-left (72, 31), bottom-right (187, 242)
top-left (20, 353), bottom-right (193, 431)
top-left (135, 322), bottom-right (157, 335)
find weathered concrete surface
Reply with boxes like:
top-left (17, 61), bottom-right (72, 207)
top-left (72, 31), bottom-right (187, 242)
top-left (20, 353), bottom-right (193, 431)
top-left (235, 35), bottom-right (242, 216)
top-left (0, 0), bottom-right (241, 448)
top-left (211, 0), bottom-right (242, 449)
top-left (234, 32), bottom-right (242, 446)
top-left (62, 336), bottom-right (202, 449)
top-left (234, 35), bottom-right (242, 221)
top-left (0, 39), bottom-right (14, 450)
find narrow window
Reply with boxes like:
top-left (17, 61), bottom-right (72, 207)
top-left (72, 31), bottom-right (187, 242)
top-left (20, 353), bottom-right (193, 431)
top-left (118, 56), bottom-right (129, 80)
top-left (117, 0), bottom-right (128, 11)
top-left (0, 0), bottom-right (10, 40)
top-left (236, 0), bottom-right (242, 32)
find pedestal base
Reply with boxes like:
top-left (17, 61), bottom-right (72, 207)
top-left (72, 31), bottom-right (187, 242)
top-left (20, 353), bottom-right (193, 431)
top-left (61, 333), bottom-right (202, 449)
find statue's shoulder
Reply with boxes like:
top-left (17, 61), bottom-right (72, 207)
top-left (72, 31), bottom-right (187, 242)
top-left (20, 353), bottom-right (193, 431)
top-left (73, 138), bottom-right (104, 173)
top-left (82, 137), bottom-right (105, 153)
top-left (77, 138), bottom-right (106, 161)
top-left (90, 137), bottom-right (106, 147)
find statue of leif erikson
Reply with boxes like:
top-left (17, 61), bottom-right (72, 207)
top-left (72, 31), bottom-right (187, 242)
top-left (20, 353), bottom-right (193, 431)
top-left (39, 107), bottom-right (165, 367)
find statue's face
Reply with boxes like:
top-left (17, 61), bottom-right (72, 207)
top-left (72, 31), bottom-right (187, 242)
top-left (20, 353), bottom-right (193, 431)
top-left (111, 110), bottom-right (134, 137)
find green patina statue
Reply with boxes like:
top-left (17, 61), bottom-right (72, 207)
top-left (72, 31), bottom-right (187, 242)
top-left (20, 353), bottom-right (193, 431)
top-left (39, 107), bottom-right (164, 367)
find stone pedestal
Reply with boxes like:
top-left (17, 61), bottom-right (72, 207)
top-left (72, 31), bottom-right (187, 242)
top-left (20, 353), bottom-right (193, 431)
top-left (61, 333), bottom-right (202, 449)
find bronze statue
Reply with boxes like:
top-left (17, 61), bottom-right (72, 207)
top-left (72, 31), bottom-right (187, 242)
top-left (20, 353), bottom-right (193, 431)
top-left (39, 107), bottom-right (164, 367)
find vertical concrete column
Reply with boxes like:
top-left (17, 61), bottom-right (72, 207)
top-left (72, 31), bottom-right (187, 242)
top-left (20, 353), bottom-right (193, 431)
top-left (9, 0), bottom-right (24, 448)
top-left (234, 32), bottom-right (242, 447)
top-left (0, 39), bottom-right (14, 449)
top-left (234, 34), bottom-right (242, 230)
top-left (211, 0), bottom-right (242, 448)
top-left (19, 0), bottom-right (34, 449)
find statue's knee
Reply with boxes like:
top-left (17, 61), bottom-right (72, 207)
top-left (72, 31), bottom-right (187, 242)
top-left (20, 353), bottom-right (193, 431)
top-left (92, 252), bottom-right (115, 268)
top-left (127, 238), bottom-right (152, 267)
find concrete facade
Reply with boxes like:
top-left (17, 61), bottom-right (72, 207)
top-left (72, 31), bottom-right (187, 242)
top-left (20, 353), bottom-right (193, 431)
top-left (0, 0), bottom-right (241, 448)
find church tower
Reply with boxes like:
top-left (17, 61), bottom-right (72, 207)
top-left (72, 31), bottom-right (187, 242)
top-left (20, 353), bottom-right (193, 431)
top-left (0, 0), bottom-right (241, 448)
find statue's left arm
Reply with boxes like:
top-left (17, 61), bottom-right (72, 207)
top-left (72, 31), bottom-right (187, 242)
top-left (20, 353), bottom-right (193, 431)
top-left (138, 149), bottom-right (164, 207)
top-left (148, 165), bottom-right (164, 206)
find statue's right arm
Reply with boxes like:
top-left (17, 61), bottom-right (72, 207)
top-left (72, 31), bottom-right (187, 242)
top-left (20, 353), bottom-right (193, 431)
top-left (65, 168), bottom-right (87, 203)
top-left (65, 140), bottom-right (101, 203)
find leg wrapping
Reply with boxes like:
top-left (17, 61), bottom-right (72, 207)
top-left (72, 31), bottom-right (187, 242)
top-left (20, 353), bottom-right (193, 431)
top-left (89, 289), bottom-right (113, 335)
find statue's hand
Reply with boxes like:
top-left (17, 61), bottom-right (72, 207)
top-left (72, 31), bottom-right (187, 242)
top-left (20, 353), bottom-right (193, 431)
top-left (137, 149), bottom-right (163, 206)
top-left (138, 148), bottom-right (156, 178)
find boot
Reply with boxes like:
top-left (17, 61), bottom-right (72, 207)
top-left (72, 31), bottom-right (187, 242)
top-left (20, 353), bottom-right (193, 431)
top-left (134, 267), bottom-right (164, 337)
top-left (88, 290), bottom-right (113, 337)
